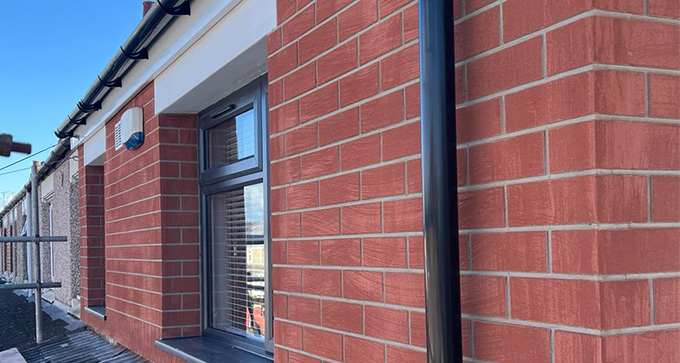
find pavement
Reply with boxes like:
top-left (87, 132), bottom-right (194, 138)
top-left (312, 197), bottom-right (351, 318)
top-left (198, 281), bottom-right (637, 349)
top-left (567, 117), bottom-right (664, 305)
top-left (0, 286), bottom-right (147, 363)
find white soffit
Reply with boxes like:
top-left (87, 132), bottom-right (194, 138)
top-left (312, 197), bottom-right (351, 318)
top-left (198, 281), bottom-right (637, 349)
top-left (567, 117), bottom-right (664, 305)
top-left (83, 126), bottom-right (106, 166)
top-left (70, 0), bottom-right (270, 148)
top-left (155, 0), bottom-right (276, 113)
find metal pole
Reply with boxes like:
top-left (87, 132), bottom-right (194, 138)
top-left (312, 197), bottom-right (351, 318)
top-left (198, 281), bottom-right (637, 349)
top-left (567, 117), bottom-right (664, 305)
top-left (30, 161), bottom-right (43, 343)
top-left (419, 0), bottom-right (462, 362)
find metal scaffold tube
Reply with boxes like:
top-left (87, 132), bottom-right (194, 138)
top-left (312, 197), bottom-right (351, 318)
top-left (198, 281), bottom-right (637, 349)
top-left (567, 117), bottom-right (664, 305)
top-left (31, 160), bottom-right (43, 343)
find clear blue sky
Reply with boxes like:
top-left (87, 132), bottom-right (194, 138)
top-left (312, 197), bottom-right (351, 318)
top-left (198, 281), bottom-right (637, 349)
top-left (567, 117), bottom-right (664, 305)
top-left (0, 1), bottom-right (144, 204)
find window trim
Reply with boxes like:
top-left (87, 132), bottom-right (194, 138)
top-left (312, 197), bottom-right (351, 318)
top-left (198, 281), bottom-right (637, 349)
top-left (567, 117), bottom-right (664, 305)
top-left (198, 75), bottom-right (273, 355)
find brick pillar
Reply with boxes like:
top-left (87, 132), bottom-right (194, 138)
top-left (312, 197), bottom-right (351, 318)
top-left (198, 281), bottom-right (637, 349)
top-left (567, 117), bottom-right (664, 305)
top-left (78, 149), bottom-right (106, 309)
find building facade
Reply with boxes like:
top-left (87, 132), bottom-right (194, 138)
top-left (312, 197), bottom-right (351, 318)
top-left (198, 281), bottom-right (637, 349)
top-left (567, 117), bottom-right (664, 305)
top-left (2, 0), bottom-right (680, 362)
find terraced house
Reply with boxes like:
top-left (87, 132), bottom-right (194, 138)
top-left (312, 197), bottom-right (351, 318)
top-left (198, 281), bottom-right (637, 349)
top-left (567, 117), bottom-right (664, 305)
top-left (1, 0), bottom-right (679, 362)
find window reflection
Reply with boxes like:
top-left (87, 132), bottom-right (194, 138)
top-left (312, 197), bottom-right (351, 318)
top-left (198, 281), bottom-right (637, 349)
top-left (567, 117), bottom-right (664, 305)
top-left (208, 108), bottom-right (256, 168)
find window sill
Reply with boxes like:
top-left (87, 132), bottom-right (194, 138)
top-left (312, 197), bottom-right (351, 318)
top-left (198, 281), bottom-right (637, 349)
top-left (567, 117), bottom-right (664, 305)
top-left (84, 305), bottom-right (106, 320)
top-left (155, 335), bottom-right (272, 363)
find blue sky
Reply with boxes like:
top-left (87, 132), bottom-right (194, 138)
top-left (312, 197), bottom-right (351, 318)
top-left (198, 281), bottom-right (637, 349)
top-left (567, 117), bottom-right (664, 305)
top-left (0, 1), bottom-right (144, 205)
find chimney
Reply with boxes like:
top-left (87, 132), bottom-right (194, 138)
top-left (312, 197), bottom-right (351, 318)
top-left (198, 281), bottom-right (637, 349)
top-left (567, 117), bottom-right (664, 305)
top-left (143, 1), bottom-right (154, 17)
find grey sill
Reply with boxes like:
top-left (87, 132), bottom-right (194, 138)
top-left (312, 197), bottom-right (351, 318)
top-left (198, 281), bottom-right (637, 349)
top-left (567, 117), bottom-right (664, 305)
top-left (84, 305), bottom-right (107, 321)
top-left (155, 336), bottom-right (271, 363)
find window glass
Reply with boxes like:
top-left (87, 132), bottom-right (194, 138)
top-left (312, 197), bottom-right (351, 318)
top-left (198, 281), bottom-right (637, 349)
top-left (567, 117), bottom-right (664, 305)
top-left (207, 108), bottom-right (256, 169)
top-left (210, 183), bottom-right (266, 338)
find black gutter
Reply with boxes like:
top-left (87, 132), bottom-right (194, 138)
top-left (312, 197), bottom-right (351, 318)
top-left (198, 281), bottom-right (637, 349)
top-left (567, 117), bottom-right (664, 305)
top-left (55, 0), bottom-right (189, 139)
top-left (419, 1), bottom-right (463, 362)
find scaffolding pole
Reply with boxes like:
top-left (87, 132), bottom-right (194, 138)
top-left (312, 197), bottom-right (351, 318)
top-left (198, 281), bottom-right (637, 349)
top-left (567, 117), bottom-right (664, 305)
top-left (31, 161), bottom-right (43, 343)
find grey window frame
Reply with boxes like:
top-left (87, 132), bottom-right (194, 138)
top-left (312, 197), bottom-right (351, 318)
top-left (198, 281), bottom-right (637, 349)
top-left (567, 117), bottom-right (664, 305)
top-left (198, 75), bottom-right (273, 356)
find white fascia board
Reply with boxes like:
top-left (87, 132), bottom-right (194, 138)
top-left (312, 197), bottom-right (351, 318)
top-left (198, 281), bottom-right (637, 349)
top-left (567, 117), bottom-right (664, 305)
top-left (155, 0), bottom-right (276, 113)
top-left (71, 0), bottom-right (272, 149)
top-left (83, 127), bottom-right (106, 166)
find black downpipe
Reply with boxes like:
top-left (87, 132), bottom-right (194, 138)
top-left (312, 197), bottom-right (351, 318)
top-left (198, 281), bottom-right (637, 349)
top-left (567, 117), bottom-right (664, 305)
top-left (419, 1), bottom-right (462, 363)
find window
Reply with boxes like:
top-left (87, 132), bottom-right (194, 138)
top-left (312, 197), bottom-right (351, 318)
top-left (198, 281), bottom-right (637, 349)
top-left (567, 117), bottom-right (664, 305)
top-left (199, 76), bottom-right (272, 354)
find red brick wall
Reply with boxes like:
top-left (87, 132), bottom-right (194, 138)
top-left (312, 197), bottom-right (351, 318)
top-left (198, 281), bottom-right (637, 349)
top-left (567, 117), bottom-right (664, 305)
top-left (79, 82), bottom-right (200, 362)
top-left (268, 0), bottom-right (679, 362)
top-left (78, 160), bottom-right (106, 309)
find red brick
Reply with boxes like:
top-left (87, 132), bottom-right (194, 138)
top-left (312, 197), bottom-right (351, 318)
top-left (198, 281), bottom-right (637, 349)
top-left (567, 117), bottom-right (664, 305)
top-left (271, 158), bottom-right (300, 186)
top-left (320, 172), bottom-right (360, 205)
top-left (317, 40), bottom-right (358, 84)
top-left (406, 158), bottom-right (421, 193)
top-left (303, 269), bottom-right (341, 297)
top-left (302, 208), bottom-right (340, 236)
top-left (456, 98), bottom-right (502, 143)
top-left (410, 312), bottom-right (426, 348)
top-left (272, 267), bottom-right (302, 292)
top-left (458, 187), bottom-right (505, 229)
top-left (270, 135), bottom-right (285, 161)
top-left (288, 295), bottom-right (321, 325)
top-left (363, 237), bottom-right (407, 267)
top-left (285, 123), bottom-right (318, 156)
top-left (273, 293), bottom-right (288, 318)
top-left (553, 331), bottom-right (601, 363)
top-left (650, 74), bottom-right (680, 118)
top-left (317, 0), bottom-right (353, 22)
top-left (461, 275), bottom-right (507, 317)
top-left (282, 5), bottom-right (315, 44)
top-left (507, 175), bottom-right (648, 226)
top-left (287, 181), bottom-right (319, 210)
top-left (269, 79), bottom-right (283, 107)
top-left (467, 37), bottom-right (543, 100)
top-left (474, 321), bottom-right (551, 363)
top-left (340, 63), bottom-right (380, 106)
top-left (601, 280), bottom-right (650, 329)
top-left (299, 19), bottom-right (337, 64)
top-left (468, 132), bottom-right (545, 184)
top-left (403, 4), bottom-right (418, 42)
top-left (553, 229), bottom-right (680, 274)
top-left (268, 28), bottom-right (282, 55)
top-left (505, 72), bottom-right (592, 132)
top-left (466, 0), bottom-right (496, 13)
top-left (274, 321), bottom-right (303, 350)
top-left (322, 300), bottom-right (363, 333)
top-left (454, 6), bottom-right (500, 61)
top-left (287, 240), bottom-right (320, 265)
top-left (383, 198), bottom-right (422, 232)
top-left (343, 270), bottom-right (383, 301)
top-left (338, 0), bottom-right (378, 40)
top-left (548, 121), bottom-right (597, 173)
top-left (272, 241), bottom-right (286, 264)
top-left (301, 147), bottom-right (339, 179)
top-left (405, 82), bottom-right (420, 119)
top-left (360, 90), bottom-right (404, 132)
top-left (344, 336), bottom-right (385, 363)
top-left (595, 17), bottom-right (680, 70)
top-left (277, 0), bottom-right (296, 23)
top-left (364, 306), bottom-right (408, 343)
top-left (649, 0), bottom-right (680, 18)
top-left (594, 71), bottom-right (646, 116)
top-left (284, 63), bottom-right (316, 100)
top-left (299, 82), bottom-right (339, 123)
top-left (380, 43), bottom-right (420, 90)
top-left (472, 232), bottom-right (547, 272)
top-left (341, 202), bottom-right (381, 234)
top-left (270, 101), bottom-right (300, 134)
top-left (502, 0), bottom-right (590, 42)
top-left (318, 108), bottom-right (359, 145)
top-left (655, 278), bottom-right (680, 324)
top-left (546, 17), bottom-right (594, 75)
top-left (653, 177), bottom-right (680, 222)
top-left (340, 134), bottom-right (380, 170)
top-left (511, 278), bottom-right (600, 328)
top-left (361, 163), bottom-right (405, 199)
top-left (382, 121), bottom-right (421, 160)
top-left (386, 346), bottom-right (426, 363)
top-left (320, 238), bottom-right (361, 266)
top-left (379, 0), bottom-right (409, 17)
top-left (288, 352), bottom-right (319, 363)
top-left (359, 14), bottom-right (402, 64)
top-left (303, 327), bottom-right (343, 361)
top-left (385, 272), bottom-right (424, 307)
top-left (603, 330), bottom-right (680, 363)
top-left (270, 43), bottom-right (298, 80)
top-left (272, 213), bottom-right (301, 238)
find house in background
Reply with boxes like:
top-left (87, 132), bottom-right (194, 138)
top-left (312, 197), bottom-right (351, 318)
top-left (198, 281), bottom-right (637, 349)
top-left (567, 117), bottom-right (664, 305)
top-left (2, 0), bottom-right (679, 362)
